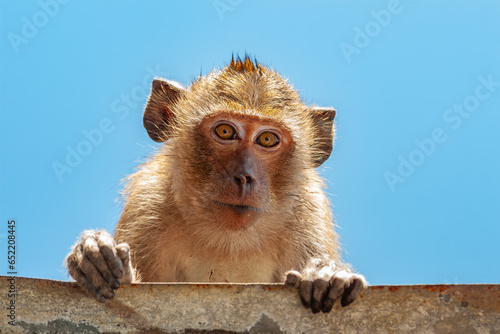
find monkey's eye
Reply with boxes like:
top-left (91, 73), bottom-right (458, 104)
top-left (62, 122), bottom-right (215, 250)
top-left (256, 132), bottom-right (279, 147)
top-left (215, 124), bottom-right (237, 140)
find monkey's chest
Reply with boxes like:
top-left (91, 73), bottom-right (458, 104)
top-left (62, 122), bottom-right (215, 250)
top-left (178, 254), bottom-right (277, 283)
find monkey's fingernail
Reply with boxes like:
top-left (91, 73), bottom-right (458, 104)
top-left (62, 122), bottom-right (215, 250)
top-left (310, 301), bottom-right (321, 314)
top-left (300, 297), bottom-right (310, 308)
top-left (115, 269), bottom-right (123, 278)
top-left (103, 290), bottom-right (115, 299)
top-left (322, 298), bottom-right (334, 313)
top-left (285, 273), bottom-right (300, 287)
top-left (341, 294), bottom-right (355, 307)
top-left (97, 294), bottom-right (106, 303)
top-left (117, 246), bottom-right (128, 257)
top-left (111, 280), bottom-right (121, 289)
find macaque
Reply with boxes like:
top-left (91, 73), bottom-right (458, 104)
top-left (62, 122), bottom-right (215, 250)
top-left (66, 56), bottom-right (366, 313)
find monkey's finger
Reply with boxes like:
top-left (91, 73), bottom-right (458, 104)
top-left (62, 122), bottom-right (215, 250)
top-left (341, 277), bottom-right (365, 307)
top-left (310, 278), bottom-right (329, 314)
top-left (321, 295), bottom-right (335, 313)
top-left (82, 237), bottom-right (120, 290)
top-left (116, 243), bottom-right (135, 283)
top-left (298, 279), bottom-right (313, 308)
top-left (67, 245), bottom-right (108, 302)
top-left (284, 270), bottom-right (302, 287)
top-left (68, 264), bottom-right (106, 303)
top-left (322, 277), bottom-right (346, 313)
top-left (79, 254), bottom-right (116, 300)
top-left (116, 243), bottom-right (130, 260)
top-left (96, 233), bottom-right (124, 280)
top-left (298, 258), bottom-right (335, 310)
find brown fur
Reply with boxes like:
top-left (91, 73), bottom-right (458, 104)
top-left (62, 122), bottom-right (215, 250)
top-left (66, 56), bottom-right (365, 312)
top-left (115, 57), bottom-right (337, 282)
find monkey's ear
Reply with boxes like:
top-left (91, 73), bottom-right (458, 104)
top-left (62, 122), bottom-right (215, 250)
top-left (143, 79), bottom-right (185, 142)
top-left (310, 107), bottom-right (336, 167)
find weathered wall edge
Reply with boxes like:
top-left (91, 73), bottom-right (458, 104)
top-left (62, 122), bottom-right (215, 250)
top-left (1, 276), bottom-right (499, 334)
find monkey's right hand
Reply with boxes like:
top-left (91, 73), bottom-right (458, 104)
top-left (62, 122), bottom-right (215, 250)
top-left (65, 230), bottom-right (135, 303)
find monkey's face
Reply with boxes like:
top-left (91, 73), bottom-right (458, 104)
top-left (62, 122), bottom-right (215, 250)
top-left (193, 112), bottom-right (294, 230)
top-left (143, 60), bottom-right (336, 237)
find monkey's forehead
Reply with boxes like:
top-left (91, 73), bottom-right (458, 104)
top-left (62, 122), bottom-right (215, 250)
top-left (176, 97), bottom-right (311, 132)
top-left (186, 72), bottom-right (306, 115)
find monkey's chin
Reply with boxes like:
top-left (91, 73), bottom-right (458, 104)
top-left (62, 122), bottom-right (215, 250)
top-left (213, 201), bottom-right (262, 230)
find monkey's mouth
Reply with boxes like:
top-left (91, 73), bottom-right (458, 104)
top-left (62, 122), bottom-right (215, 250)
top-left (213, 201), bottom-right (262, 214)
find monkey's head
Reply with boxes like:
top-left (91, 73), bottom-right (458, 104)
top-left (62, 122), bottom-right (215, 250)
top-left (142, 57), bottom-right (335, 239)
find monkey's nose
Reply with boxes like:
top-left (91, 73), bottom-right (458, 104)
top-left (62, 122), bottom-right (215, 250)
top-left (234, 174), bottom-right (254, 186)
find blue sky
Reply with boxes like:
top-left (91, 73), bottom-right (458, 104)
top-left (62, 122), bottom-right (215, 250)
top-left (1, 0), bottom-right (499, 285)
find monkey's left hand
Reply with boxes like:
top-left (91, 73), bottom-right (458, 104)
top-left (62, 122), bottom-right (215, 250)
top-left (285, 258), bottom-right (367, 313)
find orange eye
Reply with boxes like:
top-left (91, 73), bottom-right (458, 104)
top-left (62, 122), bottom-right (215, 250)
top-left (257, 132), bottom-right (279, 147)
top-left (215, 124), bottom-right (236, 140)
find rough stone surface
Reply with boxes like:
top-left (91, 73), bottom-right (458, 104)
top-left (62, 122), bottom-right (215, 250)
top-left (1, 276), bottom-right (499, 333)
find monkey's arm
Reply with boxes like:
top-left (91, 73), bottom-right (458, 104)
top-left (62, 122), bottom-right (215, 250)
top-left (65, 230), bottom-right (135, 302)
top-left (283, 194), bottom-right (367, 313)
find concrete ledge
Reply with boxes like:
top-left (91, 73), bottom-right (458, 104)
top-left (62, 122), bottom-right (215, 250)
top-left (1, 276), bottom-right (499, 333)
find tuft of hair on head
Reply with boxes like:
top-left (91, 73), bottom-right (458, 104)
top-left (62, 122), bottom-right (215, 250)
top-left (229, 54), bottom-right (262, 73)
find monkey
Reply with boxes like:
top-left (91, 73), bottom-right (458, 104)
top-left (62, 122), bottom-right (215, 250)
top-left (65, 56), bottom-right (366, 314)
